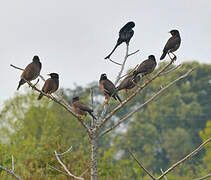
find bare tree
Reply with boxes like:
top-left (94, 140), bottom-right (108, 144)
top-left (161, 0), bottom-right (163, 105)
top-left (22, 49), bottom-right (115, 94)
top-left (11, 43), bottom-right (194, 180)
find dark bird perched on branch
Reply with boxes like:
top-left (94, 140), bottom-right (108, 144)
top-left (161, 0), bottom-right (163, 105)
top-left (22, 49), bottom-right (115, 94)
top-left (72, 96), bottom-right (96, 120)
top-left (104, 21), bottom-right (135, 59)
top-left (160, 29), bottom-right (181, 60)
top-left (117, 71), bottom-right (140, 95)
top-left (37, 73), bottom-right (59, 100)
top-left (133, 55), bottom-right (157, 79)
top-left (99, 73), bottom-right (122, 105)
top-left (17, 55), bottom-right (42, 90)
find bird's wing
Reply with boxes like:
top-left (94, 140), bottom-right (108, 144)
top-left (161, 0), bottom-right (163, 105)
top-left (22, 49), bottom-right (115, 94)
top-left (137, 59), bottom-right (154, 73)
top-left (163, 36), bottom-right (180, 52)
top-left (42, 78), bottom-right (57, 93)
top-left (74, 101), bottom-right (92, 112)
top-left (21, 62), bottom-right (40, 81)
top-left (103, 79), bottom-right (116, 95)
top-left (117, 75), bottom-right (132, 90)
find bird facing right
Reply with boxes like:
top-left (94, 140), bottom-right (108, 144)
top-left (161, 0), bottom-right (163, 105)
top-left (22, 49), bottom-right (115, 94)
top-left (160, 29), bottom-right (181, 60)
top-left (37, 73), bottom-right (59, 100)
top-left (104, 21), bottom-right (135, 59)
top-left (17, 55), bottom-right (42, 90)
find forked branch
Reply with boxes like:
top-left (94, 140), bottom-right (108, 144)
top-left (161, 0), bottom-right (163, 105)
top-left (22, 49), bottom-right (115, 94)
top-left (129, 138), bottom-right (211, 180)
top-left (0, 155), bottom-right (22, 180)
top-left (54, 146), bottom-right (85, 180)
top-left (10, 64), bottom-right (91, 136)
top-left (99, 68), bottom-right (194, 137)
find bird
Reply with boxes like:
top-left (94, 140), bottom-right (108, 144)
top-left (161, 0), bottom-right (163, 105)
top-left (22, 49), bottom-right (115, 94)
top-left (99, 73), bottom-right (122, 105)
top-left (72, 96), bottom-right (96, 120)
top-left (17, 55), bottom-right (42, 90)
top-left (133, 55), bottom-right (157, 79)
top-left (37, 73), bottom-right (59, 100)
top-left (104, 21), bottom-right (135, 59)
top-left (160, 29), bottom-right (181, 60)
top-left (117, 71), bottom-right (140, 95)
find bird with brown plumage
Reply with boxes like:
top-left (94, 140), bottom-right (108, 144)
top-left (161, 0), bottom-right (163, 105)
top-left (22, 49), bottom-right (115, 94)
top-left (117, 71), bottom-right (140, 95)
top-left (99, 73), bottom-right (122, 105)
top-left (72, 96), bottom-right (96, 120)
top-left (37, 73), bottom-right (59, 100)
top-left (133, 55), bottom-right (157, 80)
top-left (17, 55), bottom-right (42, 90)
top-left (104, 21), bottom-right (135, 59)
top-left (160, 29), bottom-right (181, 60)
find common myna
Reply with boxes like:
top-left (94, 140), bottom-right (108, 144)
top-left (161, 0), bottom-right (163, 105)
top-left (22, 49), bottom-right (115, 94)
top-left (105, 21), bottom-right (135, 59)
top-left (17, 55), bottom-right (42, 90)
top-left (133, 55), bottom-right (157, 78)
top-left (99, 73), bottom-right (122, 104)
top-left (117, 71), bottom-right (140, 95)
top-left (37, 73), bottom-right (59, 100)
top-left (72, 96), bottom-right (96, 120)
top-left (160, 29), bottom-right (181, 60)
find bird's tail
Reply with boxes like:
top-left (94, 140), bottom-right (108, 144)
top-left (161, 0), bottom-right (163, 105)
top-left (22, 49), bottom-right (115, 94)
top-left (89, 112), bottom-right (97, 120)
top-left (104, 40), bottom-right (122, 59)
top-left (17, 79), bottom-right (25, 90)
top-left (37, 93), bottom-right (43, 100)
top-left (116, 93), bottom-right (122, 103)
top-left (160, 51), bottom-right (167, 60)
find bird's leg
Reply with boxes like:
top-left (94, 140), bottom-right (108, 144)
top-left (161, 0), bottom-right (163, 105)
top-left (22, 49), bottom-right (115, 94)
top-left (125, 89), bottom-right (129, 97)
top-left (31, 79), bottom-right (40, 89)
top-left (171, 52), bottom-right (177, 61)
top-left (168, 52), bottom-right (173, 60)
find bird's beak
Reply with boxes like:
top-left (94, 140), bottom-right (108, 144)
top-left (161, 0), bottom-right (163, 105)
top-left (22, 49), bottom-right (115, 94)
top-left (168, 31), bottom-right (171, 33)
top-left (47, 73), bottom-right (51, 76)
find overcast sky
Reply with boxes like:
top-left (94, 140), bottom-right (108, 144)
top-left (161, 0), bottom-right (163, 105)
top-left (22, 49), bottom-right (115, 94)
top-left (0, 0), bottom-right (210, 104)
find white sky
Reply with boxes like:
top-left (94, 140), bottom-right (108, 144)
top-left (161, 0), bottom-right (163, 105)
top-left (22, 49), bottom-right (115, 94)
top-left (0, 0), bottom-right (210, 104)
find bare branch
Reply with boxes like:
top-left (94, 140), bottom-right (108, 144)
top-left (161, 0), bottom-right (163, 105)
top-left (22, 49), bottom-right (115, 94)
top-left (79, 168), bottom-right (90, 177)
top-left (99, 68), bottom-right (193, 137)
top-left (160, 64), bottom-right (182, 76)
top-left (11, 64), bottom-right (91, 136)
top-left (0, 164), bottom-right (22, 180)
top-left (119, 64), bottom-right (139, 80)
top-left (48, 164), bottom-right (70, 176)
top-left (194, 174), bottom-right (211, 180)
top-left (12, 155), bottom-right (14, 172)
top-left (55, 150), bottom-right (85, 180)
top-left (160, 169), bottom-right (168, 180)
top-left (128, 150), bottom-right (156, 180)
top-left (57, 146), bottom-right (72, 156)
top-left (107, 58), bottom-right (122, 66)
top-left (157, 138), bottom-right (211, 180)
top-left (128, 49), bottom-right (140, 57)
top-left (114, 44), bottom-right (129, 85)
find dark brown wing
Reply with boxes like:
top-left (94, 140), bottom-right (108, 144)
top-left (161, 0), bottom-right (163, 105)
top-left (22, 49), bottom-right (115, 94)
top-left (163, 36), bottom-right (181, 52)
top-left (137, 59), bottom-right (154, 73)
top-left (42, 78), bottom-right (59, 94)
top-left (117, 74), bottom-right (133, 91)
top-left (74, 101), bottom-right (93, 113)
top-left (102, 79), bottom-right (117, 96)
top-left (21, 62), bottom-right (41, 81)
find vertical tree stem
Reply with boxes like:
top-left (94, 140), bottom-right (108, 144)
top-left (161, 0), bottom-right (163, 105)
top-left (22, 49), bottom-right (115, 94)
top-left (90, 132), bottom-right (98, 180)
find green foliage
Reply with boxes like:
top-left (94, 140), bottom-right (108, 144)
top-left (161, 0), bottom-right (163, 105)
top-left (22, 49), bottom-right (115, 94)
top-left (0, 61), bottom-right (211, 179)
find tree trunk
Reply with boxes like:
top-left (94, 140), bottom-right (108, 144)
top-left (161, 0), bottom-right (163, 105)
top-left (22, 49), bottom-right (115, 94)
top-left (90, 132), bottom-right (98, 180)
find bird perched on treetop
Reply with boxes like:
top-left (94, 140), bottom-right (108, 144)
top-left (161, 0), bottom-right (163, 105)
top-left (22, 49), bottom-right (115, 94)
top-left (99, 73), bottom-right (122, 105)
top-left (17, 55), bottom-right (42, 90)
top-left (104, 21), bottom-right (135, 59)
top-left (72, 96), bottom-right (96, 120)
top-left (37, 73), bottom-right (59, 100)
top-left (160, 29), bottom-right (181, 60)
top-left (117, 71), bottom-right (140, 95)
top-left (133, 55), bottom-right (157, 79)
